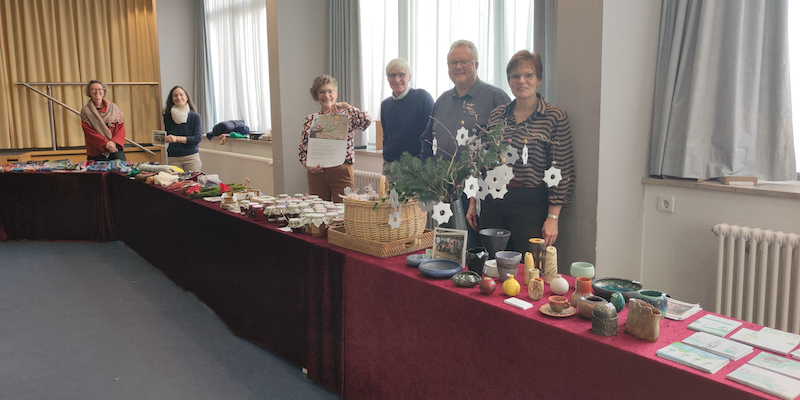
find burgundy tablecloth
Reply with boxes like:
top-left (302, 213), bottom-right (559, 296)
top-left (342, 252), bottom-right (769, 400)
top-left (106, 172), bottom-right (348, 396)
top-left (0, 172), bottom-right (114, 241)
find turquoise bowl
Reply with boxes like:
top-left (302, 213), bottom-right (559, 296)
top-left (591, 277), bottom-right (643, 302)
top-left (636, 289), bottom-right (668, 319)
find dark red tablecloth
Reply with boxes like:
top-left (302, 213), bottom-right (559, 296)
top-left (342, 252), bottom-right (769, 400)
top-left (105, 172), bottom-right (347, 396)
top-left (0, 172), bottom-right (114, 241)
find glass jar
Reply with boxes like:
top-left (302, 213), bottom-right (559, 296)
top-left (250, 204), bottom-right (265, 221)
top-left (275, 205), bottom-right (288, 226)
top-left (239, 200), bottom-right (251, 217)
top-left (306, 213), bottom-right (327, 238)
top-left (288, 217), bottom-right (304, 233)
top-left (265, 206), bottom-right (277, 222)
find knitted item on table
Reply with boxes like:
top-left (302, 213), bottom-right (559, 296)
top-left (135, 163), bottom-right (183, 174)
top-left (153, 171), bottom-right (179, 187)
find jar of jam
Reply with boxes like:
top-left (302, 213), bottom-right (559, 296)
top-left (239, 200), bottom-right (251, 217)
top-left (306, 213), bottom-right (327, 238)
top-left (275, 205), bottom-right (288, 226)
top-left (265, 206), bottom-right (277, 222)
top-left (288, 217), bottom-right (304, 233)
top-left (250, 204), bottom-right (265, 221)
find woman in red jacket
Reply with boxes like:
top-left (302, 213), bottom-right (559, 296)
top-left (80, 80), bottom-right (126, 161)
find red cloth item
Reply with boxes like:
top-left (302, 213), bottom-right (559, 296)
top-left (80, 100), bottom-right (126, 157)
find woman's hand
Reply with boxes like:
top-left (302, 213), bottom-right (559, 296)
top-left (329, 102), bottom-right (351, 114)
top-left (542, 217), bottom-right (558, 246)
top-left (466, 198), bottom-right (479, 231)
top-left (307, 164), bottom-right (324, 174)
top-left (165, 135), bottom-right (185, 144)
top-left (105, 141), bottom-right (118, 153)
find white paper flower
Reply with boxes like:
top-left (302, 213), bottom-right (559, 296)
top-left (521, 144), bottom-right (529, 165)
top-left (503, 147), bottom-right (520, 165)
top-left (462, 176), bottom-right (479, 199)
top-left (476, 178), bottom-right (489, 201)
top-left (389, 188), bottom-right (400, 210)
top-left (490, 183), bottom-right (508, 199)
top-left (493, 164), bottom-right (514, 181)
top-left (431, 201), bottom-right (453, 226)
top-left (417, 201), bottom-right (435, 212)
top-left (543, 165), bottom-right (563, 188)
top-left (475, 197), bottom-right (481, 216)
top-left (432, 136), bottom-right (438, 156)
top-left (469, 137), bottom-right (482, 153)
top-left (456, 126), bottom-right (469, 147)
top-left (388, 210), bottom-right (402, 229)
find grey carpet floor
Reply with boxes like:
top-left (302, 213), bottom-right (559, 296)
top-left (0, 241), bottom-right (340, 400)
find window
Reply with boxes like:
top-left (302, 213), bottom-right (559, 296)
top-left (204, 0), bottom-right (271, 132)
top-left (359, 0), bottom-right (535, 144)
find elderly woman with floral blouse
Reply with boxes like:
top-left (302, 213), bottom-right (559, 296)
top-left (299, 74), bottom-right (371, 202)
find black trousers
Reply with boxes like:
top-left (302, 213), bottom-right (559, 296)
top-left (479, 186), bottom-right (548, 254)
top-left (88, 150), bottom-right (126, 162)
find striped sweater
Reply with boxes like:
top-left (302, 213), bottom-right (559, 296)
top-left (488, 94), bottom-right (575, 206)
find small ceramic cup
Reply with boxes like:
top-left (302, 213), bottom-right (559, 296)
top-left (570, 261), bottom-right (595, 288)
top-left (548, 295), bottom-right (571, 313)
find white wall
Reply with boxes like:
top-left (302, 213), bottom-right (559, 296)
top-left (596, 1), bottom-right (660, 280)
top-left (554, 0), bottom-right (603, 272)
top-left (267, 0), bottom-right (327, 196)
top-left (156, 0), bottom-right (196, 112)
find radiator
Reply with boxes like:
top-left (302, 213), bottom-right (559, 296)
top-left (198, 148), bottom-right (274, 195)
top-left (353, 169), bottom-right (382, 192)
top-left (712, 224), bottom-right (800, 333)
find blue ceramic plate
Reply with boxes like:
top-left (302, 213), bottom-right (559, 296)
top-left (419, 259), bottom-right (463, 279)
top-left (406, 253), bottom-right (431, 267)
top-left (592, 277), bottom-right (643, 301)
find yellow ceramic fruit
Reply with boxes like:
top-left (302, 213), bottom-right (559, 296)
top-left (503, 274), bottom-right (521, 296)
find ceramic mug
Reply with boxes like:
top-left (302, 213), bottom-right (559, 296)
top-left (466, 247), bottom-right (489, 276)
top-left (548, 295), bottom-right (571, 313)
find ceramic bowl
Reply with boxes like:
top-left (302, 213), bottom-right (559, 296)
top-left (577, 295), bottom-right (608, 318)
top-left (406, 253), bottom-right (431, 267)
top-left (483, 260), bottom-right (499, 278)
top-left (419, 259), bottom-right (462, 278)
top-left (450, 271), bottom-right (481, 287)
top-left (592, 277), bottom-right (643, 301)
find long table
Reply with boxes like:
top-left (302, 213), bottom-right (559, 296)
top-left (0, 171), bottom-right (777, 399)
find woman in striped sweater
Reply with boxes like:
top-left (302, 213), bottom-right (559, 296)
top-left (466, 50), bottom-right (575, 253)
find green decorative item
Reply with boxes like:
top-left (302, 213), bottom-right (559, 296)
top-left (450, 271), bottom-right (481, 287)
top-left (384, 117), bottom-right (509, 204)
top-left (610, 292), bottom-right (625, 312)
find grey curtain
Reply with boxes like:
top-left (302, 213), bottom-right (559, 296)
top-left (194, 0), bottom-right (216, 132)
top-left (649, 0), bottom-right (795, 181)
top-left (534, 0), bottom-right (557, 104)
top-left (327, 0), bottom-right (363, 108)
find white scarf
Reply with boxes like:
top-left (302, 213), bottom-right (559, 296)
top-left (171, 103), bottom-right (190, 124)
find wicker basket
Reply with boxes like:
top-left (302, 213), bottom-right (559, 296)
top-left (327, 226), bottom-right (433, 258)
top-left (343, 198), bottom-right (426, 243)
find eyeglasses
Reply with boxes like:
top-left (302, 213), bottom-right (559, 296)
top-left (89, 88), bottom-right (104, 92)
top-left (447, 60), bottom-right (476, 69)
top-left (508, 72), bottom-right (537, 81)
top-left (387, 73), bottom-right (407, 79)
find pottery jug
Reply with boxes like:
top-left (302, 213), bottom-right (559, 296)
top-left (636, 289), bottom-right (668, 319)
top-left (550, 274), bottom-right (569, 295)
top-left (466, 247), bottom-right (488, 276)
top-left (577, 295), bottom-right (608, 319)
top-left (570, 277), bottom-right (593, 306)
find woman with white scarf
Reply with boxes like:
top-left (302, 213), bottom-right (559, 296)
top-left (80, 80), bottom-right (126, 161)
top-left (163, 85), bottom-right (203, 171)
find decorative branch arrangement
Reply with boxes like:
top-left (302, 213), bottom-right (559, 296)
top-left (384, 103), bottom-right (511, 205)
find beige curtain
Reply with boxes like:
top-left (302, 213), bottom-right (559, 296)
top-left (0, 0), bottom-right (161, 150)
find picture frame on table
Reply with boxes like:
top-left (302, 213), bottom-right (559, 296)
top-left (433, 227), bottom-right (468, 266)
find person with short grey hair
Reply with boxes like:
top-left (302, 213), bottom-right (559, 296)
top-left (80, 80), bottom-right (127, 161)
top-left (380, 58), bottom-right (434, 172)
top-left (419, 40), bottom-right (510, 247)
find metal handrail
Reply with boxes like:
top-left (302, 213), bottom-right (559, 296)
top-left (16, 81), bottom-right (156, 155)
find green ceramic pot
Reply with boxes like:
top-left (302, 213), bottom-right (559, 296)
top-left (636, 289), bottom-right (668, 319)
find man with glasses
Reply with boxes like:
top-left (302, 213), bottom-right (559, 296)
top-left (381, 58), bottom-right (434, 173)
top-left (420, 40), bottom-right (510, 245)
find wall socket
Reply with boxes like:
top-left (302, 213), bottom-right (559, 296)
top-left (657, 195), bottom-right (675, 213)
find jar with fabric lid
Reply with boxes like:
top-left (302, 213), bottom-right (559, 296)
top-left (306, 213), bottom-right (327, 238)
top-left (250, 204), bottom-right (265, 221)
top-left (324, 212), bottom-right (338, 225)
top-left (288, 217), bottom-right (304, 233)
top-left (275, 205), bottom-right (288, 226)
top-left (239, 200), bottom-right (251, 217)
top-left (265, 206), bottom-right (277, 223)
